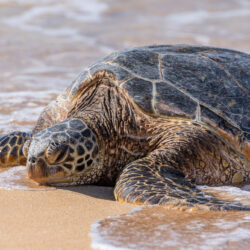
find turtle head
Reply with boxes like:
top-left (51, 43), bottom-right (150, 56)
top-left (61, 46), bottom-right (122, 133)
top-left (26, 118), bottom-right (101, 185)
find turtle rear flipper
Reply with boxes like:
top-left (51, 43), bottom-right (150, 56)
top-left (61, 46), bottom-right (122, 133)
top-left (0, 131), bottom-right (31, 167)
top-left (114, 156), bottom-right (250, 211)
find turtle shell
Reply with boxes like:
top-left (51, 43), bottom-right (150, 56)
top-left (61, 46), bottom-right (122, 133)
top-left (69, 45), bottom-right (250, 142)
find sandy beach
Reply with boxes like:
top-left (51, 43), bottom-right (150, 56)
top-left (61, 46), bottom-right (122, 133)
top-left (0, 186), bottom-right (135, 249)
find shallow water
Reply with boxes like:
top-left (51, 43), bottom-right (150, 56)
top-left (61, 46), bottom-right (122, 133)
top-left (0, 166), bottom-right (55, 190)
top-left (90, 186), bottom-right (250, 250)
top-left (90, 206), bottom-right (250, 250)
top-left (0, 0), bottom-right (249, 249)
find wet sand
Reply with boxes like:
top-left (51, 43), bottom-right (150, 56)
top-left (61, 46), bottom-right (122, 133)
top-left (0, 186), bottom-right (135, 249)
top-left (0, 167), bottom-right (249, 250)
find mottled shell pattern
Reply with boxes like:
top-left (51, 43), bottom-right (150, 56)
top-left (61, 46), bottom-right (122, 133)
top-left (68, 45), bottom-right (250, 143)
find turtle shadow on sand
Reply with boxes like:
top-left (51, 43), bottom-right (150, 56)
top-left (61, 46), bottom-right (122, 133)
top-left (59, 185), bottom-right (116, 201)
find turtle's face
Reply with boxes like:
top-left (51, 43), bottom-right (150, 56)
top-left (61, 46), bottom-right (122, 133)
top-left (25, 118), bottom-right (101, 185)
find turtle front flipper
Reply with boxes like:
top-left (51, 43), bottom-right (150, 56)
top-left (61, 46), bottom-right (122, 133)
top-left (0, 131), bottom-right (31, 167)
top-left (114, 156), bottom-right (250, 211)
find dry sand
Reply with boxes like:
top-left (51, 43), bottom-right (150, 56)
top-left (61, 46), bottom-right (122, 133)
top-left (0, 186), bottom-right (136, 250)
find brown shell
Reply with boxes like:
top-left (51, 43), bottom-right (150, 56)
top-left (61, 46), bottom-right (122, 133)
top-left (69, 45), bottom-right (250, 143)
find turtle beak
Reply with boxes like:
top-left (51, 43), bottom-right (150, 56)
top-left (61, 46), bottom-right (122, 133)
top-left (27, 156), bottom-right (65, 185)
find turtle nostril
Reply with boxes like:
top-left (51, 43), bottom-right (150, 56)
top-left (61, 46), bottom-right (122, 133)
top-left (27, 157), bottom-right (48, 182)
top-left (29, 157), bottom-right (36, 164)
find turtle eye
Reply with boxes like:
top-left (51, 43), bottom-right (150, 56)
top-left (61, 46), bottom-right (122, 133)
top-left (46, 142), bottom-right (69, 164)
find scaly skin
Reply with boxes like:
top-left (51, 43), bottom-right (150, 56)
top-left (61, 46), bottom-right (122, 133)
top-left (69, 78), bottom-right (249, 186)
top-left (0, 131), bottom-right (31, 167)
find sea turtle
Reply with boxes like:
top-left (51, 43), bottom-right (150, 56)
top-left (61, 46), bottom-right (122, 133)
top-left (0, 45), bottom-right (249, 210)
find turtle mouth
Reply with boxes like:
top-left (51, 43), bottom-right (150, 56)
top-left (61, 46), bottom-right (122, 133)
top-left (27, 157), bottom-right (67, 185)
